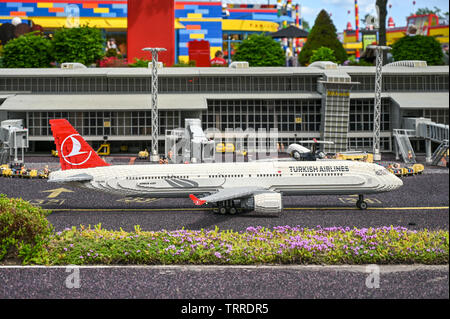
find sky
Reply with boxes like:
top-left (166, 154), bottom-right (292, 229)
top-left (223, 0), bottom-right (450, 31)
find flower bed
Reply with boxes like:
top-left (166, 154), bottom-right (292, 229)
top-left (47, 225), bottom-right (449, 266)
top-left (1, 196), bottom-right (448, 265)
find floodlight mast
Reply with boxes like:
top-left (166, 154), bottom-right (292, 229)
top-left (367, 45), bottom-right (391, 161)
top-left (142, 47), bottom-right (166, 163)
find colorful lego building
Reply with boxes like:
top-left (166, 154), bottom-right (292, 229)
top-left (343, 13), bottom-right (449, 56)
top-left (0, 1), bottom-right (288, 64)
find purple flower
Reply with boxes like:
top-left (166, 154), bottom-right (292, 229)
top-left (214, 252), bottom-right (222, 259)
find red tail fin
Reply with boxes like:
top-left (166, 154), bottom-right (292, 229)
top-left (50, 119), bottom-right (110, 171)
top-left (189, 194), bottom-right (206, 206)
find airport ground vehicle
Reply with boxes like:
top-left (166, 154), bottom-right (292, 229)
top-left (96, 143), bottom-right (111, 156)
top-left (387, 163), bottom-right (424, 176)
top-left (138, 149), bottom-right (149, 160)
top-left (216, 143), bottom-right (235, 153)
top-left (335, 152), bottom-right (374, 163)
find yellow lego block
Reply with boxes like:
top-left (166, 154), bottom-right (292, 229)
top-left (37, 3), bottom-right (53, 8)
top-left (178, 56), bottom-right (189, 64)
top-left (190, 33), bottom-right (204, 39)
top-left (187, 13), bottom-right (203, 19)
top-left (94, 8), bottom-right (110, 14)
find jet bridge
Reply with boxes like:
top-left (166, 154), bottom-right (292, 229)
top-left (165, 118), bottom-right (215, 164)
top-left (0, 120), bottom-right (29, 165)
top-left (394, 117), bottom-right (449, 165)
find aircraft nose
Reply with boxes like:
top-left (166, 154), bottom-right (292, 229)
top-left (391, 174), bottom-right (403, 190)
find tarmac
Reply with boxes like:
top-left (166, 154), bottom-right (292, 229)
top-left (0, 154), bottom-right (448, 299)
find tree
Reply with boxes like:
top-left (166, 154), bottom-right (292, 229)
top-left (391, 35), bottom-right (443, 65)
top-left (2, 32), bottom-right (53, 68)
top-left (298, 10), bottom-right (347, 66)
top-left (302, 20), bottom-right (310, 31)
top-left (309, 47), bottom-right (337, 64)
top-left (412, 6), bottom-right (447, 19)
top-left (233, 33), bottom-right (285, 67)
top-left (51, 25), bottom-right (104, 66)
top-left (410, 7), bottom-right (449, 24)
top-left (376, 0), bottom-right (388, 63)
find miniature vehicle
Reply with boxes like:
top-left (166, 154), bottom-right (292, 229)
top-left (216, 143), bottom-right (235, 153)
top-left (336, 152), bottom-right (374, 163)
top-left (236, 149), bottom-right (248, 156)
top-left (47, 119), bottom-right (403, 213)
top-left (287, 140), bottom-right (330, 161)
top-left (411, 163), bottom-right (424, 174)
top-left (12, 168), bottom-right (21, 178)
top-left (387, 163), bottom-right (424, 176)
top-left (39, 171), bottom-right (49, 179)
top-left (97, 143), bottom-right (110, 156)
top-left (138, 149), bottom-right (149, 159)
top-left (2, 167), bottom-right (12, 177)
top-left (27, 169), bottom-right (38, 179)
top-left (0, 164), bottom-right (8, 176)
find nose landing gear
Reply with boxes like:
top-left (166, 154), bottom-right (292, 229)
top-left (356, 195), bottom-right (368, 210)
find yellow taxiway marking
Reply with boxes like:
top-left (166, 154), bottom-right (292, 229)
top-left (41, 188), bottom-right (73, 198)
top-left (48, 206), bottom-right (449, 213)
top-left (285, 206), bottom-right (449, 211)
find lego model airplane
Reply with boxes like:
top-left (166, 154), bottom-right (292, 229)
top-left (48, 119), bottom-right (403, 214)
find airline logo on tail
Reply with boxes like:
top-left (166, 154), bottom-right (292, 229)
top-left (50, 119), bottom-right (110, 170)
top-left (61, 134), bottom-right (92, 166)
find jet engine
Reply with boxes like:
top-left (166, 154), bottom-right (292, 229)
top-left (246, 192), bottom-right (283, 214)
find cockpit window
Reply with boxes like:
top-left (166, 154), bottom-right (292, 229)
top-left (375, 169), bottom-right (390, 176)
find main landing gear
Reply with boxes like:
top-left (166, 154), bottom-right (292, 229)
top-left (356, 195), bottom-right (368, 210)
top-left (215, 200), bottom-right (239, 215)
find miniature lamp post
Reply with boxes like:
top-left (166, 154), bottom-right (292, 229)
top-left (142, 47), bottom-right (166, 163)
top-left (367, 45), bottom-right (391, 161)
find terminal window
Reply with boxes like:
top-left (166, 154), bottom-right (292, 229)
top-left (27, 111), bottom-right (182, 137)
top-left (202, 99), bottom-right (322, 132)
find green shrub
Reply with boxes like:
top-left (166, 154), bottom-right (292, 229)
top-left (52, 25), bottom-right (105, 66)
top-left (346, 55), bottom-right (374, 66)
top-left (233, 33), bottom-right (285, 67)
top-left (299, 10), bottom-right (347, 65)
top-left (128, 57), bottom-right (151, 67)
top-left (310, 47), bottom-right (337, 64)
top-left (0, 195), bottom-right (53, 264)
top-left (105, 48), bottom-right (119, 58)
top-left (2, 33), bottom-right (53, 68)
top-left (172, 60), bottom-right (196, 67)
top-left (0, 46), bottom-right (4, 68)
top-left (391, 35), bottom-right (444, 65)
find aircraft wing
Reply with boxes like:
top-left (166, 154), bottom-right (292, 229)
top-left (190, 186), bottom-right (267, 205)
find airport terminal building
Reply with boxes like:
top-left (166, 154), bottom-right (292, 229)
top-left (0, 64), bottom-right (448, 154)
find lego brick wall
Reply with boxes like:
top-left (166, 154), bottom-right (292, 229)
top-left (127, 0), bottom-right (174, 66)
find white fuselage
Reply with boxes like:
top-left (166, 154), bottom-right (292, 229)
top-left (48, 160), bottom-right (403, 198)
